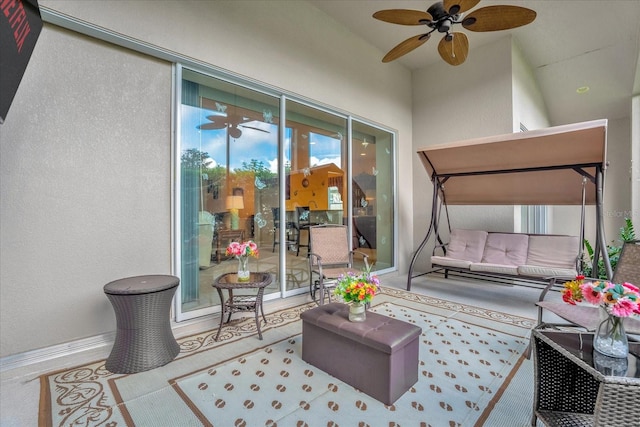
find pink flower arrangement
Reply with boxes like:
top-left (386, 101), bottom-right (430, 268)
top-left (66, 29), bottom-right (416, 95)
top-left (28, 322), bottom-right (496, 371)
top-left (562, 276), bottom-right (640, 318)
top-left (225, 240), bottom-right (259, 258)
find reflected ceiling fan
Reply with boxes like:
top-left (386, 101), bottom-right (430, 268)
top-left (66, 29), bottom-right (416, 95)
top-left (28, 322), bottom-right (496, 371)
top-left (373, 0), bottom-right (536, 66)
top-left (197, 103), bottom-right (270, 138)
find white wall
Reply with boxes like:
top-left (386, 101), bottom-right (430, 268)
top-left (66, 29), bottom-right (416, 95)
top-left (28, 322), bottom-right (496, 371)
top-left (511, 39), bottom-right (550, 233)
top-left (410, 36), bottom-right (516, 272)
top-left (0, 0), bottom-right (413, 357)
top-left (511, 40), bottom-right (633, 260)
top-left (511, 40), bottom-right (549, 132)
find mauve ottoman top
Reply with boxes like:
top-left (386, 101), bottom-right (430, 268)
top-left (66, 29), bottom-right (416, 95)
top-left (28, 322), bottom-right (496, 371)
top-left (301, 302), bottom-right (422, 354)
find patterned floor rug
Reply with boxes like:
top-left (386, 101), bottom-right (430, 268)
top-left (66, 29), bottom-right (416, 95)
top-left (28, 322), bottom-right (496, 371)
top-left (39, 287), bottom-right (536, 426)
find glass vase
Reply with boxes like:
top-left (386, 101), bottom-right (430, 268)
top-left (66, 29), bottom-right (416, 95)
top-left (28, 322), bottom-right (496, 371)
top-left (593, 351), bottom-right (628, 376)
top-left (593, 306), bottom-right (628, 358)
top-left (349, 301), bottom-right (366, 322)
top-left (237, 256), bottom-right (250, 282)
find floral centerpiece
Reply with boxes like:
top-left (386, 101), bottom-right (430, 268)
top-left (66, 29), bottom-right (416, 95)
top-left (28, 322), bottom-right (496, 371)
top-left (562, 275), bottom-right (639, 358)
top-left (333, 269), bottom-right (380, 322)
top-left (226, 240), bottom-right (259, 282)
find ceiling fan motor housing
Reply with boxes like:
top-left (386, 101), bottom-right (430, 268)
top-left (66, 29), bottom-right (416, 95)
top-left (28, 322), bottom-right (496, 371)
top-left (427, 2), bottom-right (446, 20)
top-left (427, 2), bottom-right (460, 32)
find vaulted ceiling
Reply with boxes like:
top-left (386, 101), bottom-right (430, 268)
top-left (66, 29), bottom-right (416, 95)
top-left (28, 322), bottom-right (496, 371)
top-left (310, 0), bottom-right (640, 126)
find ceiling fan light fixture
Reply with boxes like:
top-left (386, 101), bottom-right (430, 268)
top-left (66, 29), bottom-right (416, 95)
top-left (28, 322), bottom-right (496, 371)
top-left (438, 18), bottom-right (453, 32)
top-left (229, 127), bottom-right (242, 139)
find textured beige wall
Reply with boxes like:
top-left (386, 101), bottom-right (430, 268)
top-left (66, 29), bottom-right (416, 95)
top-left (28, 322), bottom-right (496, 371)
top-left (0, 25), bottom-right (173, 356)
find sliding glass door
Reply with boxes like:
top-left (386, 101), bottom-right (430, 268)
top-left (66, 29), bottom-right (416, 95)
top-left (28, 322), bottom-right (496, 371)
top-left (352, 121), bottom-right (395, 270)
top-left (175, 66), bottom-right (395, 320)
top-left (178, 69), bottom-right (280, 316)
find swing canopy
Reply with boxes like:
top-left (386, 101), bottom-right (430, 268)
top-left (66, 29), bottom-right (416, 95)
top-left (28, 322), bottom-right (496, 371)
top-left (407, 119), bottom-right (612, 290)
top-left (417, 119), bottom-right (607, 205)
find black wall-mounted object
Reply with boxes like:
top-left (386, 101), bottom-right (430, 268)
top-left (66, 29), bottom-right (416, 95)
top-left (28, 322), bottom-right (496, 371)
top-left (1, 0), bottom-right (43, 124)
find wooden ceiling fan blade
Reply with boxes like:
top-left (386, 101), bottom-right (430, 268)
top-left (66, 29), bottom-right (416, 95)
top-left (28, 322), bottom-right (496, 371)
top-left (442, 0), bottom-right (481, 15)
top-left (437, 32), bottom-right (468, 66)
top-left (198, 123), bottom-right (221, 130)
top-left (462, 5), bottom-right (536, 32)
top-left (373, 9), bottom-right (433, 25)
top-left (382, 34), bottom-right (431, 63)
top-left (198, 121), bottom-right (227, 130)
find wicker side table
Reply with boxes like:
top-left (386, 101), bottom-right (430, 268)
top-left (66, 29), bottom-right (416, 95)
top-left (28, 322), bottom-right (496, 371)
top-left (212, 272), bottom-right (273, 340)
top-left (104, 275), bottom-right (180, 374)
top-left (531, 328), bottom-right (640, 426)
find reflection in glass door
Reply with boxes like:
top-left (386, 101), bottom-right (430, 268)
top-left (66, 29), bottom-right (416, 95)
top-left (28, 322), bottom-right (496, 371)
top-left (176, 66), bottom-right (395, 321)
top-left (179, 69), bottom-right (280, 318)
top-left (351, 121), bottom-right (395, 271)
top-left (284, 101), bottom-right (354, 265)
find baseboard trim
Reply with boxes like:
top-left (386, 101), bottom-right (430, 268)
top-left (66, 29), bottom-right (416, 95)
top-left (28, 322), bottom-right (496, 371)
top-left (0, 332), bottom-right (115, 374)
top-left (0, 297), bottom-right (308, 374)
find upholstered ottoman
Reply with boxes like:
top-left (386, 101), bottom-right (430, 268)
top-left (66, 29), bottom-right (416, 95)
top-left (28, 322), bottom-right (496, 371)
top-left (301, 302), bottom-right (422, 405)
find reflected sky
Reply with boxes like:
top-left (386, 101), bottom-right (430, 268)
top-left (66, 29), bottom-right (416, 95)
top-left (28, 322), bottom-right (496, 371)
top-left (182, 105), bottom-right (341, 172)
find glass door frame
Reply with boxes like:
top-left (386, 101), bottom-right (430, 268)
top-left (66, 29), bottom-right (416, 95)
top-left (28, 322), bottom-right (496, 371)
top-left (172, 64), bottom-right (397, 322)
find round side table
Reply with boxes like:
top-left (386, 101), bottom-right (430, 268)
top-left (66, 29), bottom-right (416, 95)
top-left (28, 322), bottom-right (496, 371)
top-left (104, 275), bottom-right (180, 374)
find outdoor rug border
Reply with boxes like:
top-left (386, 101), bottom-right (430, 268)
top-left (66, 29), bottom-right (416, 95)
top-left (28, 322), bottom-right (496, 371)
top-left (38, 286), bottom-right (536, 427)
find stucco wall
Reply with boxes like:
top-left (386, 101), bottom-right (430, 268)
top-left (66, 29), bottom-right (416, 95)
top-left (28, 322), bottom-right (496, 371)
top-left (0, 25), bottom-right (172, 357)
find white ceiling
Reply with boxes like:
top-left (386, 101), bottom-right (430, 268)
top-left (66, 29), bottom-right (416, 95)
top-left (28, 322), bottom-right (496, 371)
top-left (310, 0), bottom-right (640, 126)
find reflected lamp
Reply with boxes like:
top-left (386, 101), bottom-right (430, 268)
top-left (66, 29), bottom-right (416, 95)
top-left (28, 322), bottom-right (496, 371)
top-left (225, 195), bottom-right (244, 230)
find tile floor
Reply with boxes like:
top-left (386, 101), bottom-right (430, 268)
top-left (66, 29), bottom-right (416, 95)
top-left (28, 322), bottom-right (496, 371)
top-left (0, 271), bottom-right (562, 426)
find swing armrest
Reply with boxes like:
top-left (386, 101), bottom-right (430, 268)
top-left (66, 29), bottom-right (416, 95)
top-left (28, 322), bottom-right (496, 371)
top-left (432, 242), bottom-right (448, 256)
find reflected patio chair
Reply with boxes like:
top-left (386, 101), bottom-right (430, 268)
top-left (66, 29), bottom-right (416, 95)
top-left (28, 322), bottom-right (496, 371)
top-left (308, 224), bottom-right (369, 305)
top-left (295, 206), bottom-right (311, 256)
top-left (536, 240), bottom-right (640, 335)
top-left (272, 207), bottom-right (295, 253)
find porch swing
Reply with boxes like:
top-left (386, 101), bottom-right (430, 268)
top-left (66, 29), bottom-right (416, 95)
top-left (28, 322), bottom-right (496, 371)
top-left (407, 119), bottom-right (612, 293)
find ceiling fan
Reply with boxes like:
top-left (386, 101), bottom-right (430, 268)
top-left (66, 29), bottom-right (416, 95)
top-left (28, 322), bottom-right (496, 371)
top-left (373, 0), bottom-right (536, 66)
top-left (197, 103), bottom-right (270, 138)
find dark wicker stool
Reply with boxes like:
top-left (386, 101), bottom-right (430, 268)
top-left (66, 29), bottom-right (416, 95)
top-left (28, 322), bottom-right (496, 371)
top-left (104, 275), bottom-right (180, 374)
